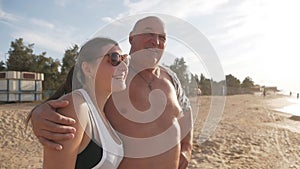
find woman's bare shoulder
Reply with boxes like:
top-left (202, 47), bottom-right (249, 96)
top-left (57, 91), bottom-right (89, 121)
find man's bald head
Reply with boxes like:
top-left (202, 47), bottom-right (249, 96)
top-left (131, 16), bottom-right (165, 36)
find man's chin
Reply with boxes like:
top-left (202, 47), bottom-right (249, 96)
top-left (134, 58), bottom-right (159, 70)
top-left (112, 82), bottom-right (127, 93)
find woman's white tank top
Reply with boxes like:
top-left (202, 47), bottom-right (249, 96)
top-left (78, 89), bottom-right (124, 169)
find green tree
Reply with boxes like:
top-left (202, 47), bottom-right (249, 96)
top-left (226, 74), bottom-right (241, 95)
top-left (199, 73), bottom-right (211, 95)
top-left (6, 38), bottom-right (35, 71)
top-left (241, 76), bottom-right (254, 88)
top-left (5, 38), bottom-right (61, 93)
top-left (189, 73), bottom-right (200, 96)
top-left (0, 61), bottom-right (6, 71)
top-left (194, 74), bottom-right (200, 86)
top-left (60, 45), bottom-right (78, 81)
top-left (170, 57), bottom-right (189, 93)
top-left (43, 58), bottom-right (61, 90)
top-left (32, 53), bottom-right (61, 90)
top-left (226, 74), bottom-right (240, 88)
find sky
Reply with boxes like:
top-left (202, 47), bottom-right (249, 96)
top-left (1, 0), bottom-right (300, 94)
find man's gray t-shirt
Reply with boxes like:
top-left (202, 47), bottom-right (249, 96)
top-left (160, 65), bottom-right (191, 114)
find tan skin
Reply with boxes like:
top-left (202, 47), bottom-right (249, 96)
top-left (105, 67), bottom-right (184, 169)
top-left (104, 16), bottom-right (192, 169)
top-left (43, 44), bottom-right (127, 169)
top-left (30, 16), bottom-right (193, 169)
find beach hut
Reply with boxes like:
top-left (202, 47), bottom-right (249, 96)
top-left (264, 86), bottom-right (279, 95)
top-left (0, 71), bottom-right (44, 102)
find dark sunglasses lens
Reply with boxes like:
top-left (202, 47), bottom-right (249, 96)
top-left (110, 53), bottom-right (120, 66)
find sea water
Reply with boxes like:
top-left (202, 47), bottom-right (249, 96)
top-left (275, 97), bottom-right (300, 116)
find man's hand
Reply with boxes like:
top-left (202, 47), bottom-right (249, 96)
top-left (30, 100), bottom-right (76, 151)
top-left (178, 150), bottom-right (191, 169)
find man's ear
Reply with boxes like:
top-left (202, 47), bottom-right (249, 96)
top-left (129, 31), bottom-right (134, 44)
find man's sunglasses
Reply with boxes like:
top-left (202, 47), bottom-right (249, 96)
top-left (105, 52), bottom-right (130, 66)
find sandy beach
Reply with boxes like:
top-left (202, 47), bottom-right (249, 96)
top-left (1, 94), bottom-right (300, 169)
top-left (0, 102), bottom-right (43, 169)
top-left (189, 94), bottom-right (300, 169)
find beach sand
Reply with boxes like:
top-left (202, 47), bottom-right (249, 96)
top-left (0, 102), bottom-right (43, 169)
top-left (189, 94), bottom-right (300, 169)
top-left (0, 94), bottom-right (300, 168)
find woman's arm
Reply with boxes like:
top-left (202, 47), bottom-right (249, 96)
top-left (28, 66), bottom-right (79, 150)
top-left (43, 92), bottom-right (88, 169)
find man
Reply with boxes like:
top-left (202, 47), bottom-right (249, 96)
top-left (30, 16), bottom-right (193, 169)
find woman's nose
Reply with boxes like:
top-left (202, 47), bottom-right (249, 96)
top-left (117, 60), bottom-right (129, 72)
top-left (121, 54), bottom-right (130, 66)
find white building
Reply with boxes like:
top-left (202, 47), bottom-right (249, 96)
top-left (0, 71), bottom-right (44, 102)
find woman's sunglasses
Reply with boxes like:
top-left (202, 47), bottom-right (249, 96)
top-left (105, 52), bottom-right (130, 66)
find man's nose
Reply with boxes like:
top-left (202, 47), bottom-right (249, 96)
top-left (150, 34), bottom-right (160, 47)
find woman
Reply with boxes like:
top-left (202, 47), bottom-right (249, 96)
top-left (43, 37), bottom-right (129, 169)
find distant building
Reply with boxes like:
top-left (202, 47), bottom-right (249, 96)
top-left (0, 71), bottom-right (44, 102)
top-left (240, 85), bottom-right (279, 96)
top-left (263, 86), bottom-right (279, 95)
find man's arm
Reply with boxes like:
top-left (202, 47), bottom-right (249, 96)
top-left (43, 94), bottom-right (87, 169)
top-left (178, 108), bottom-right (193, 169)
top-left (160, 66), bottom-right (193, 169)
top-left (29, 100), bottom-right (77, 150)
